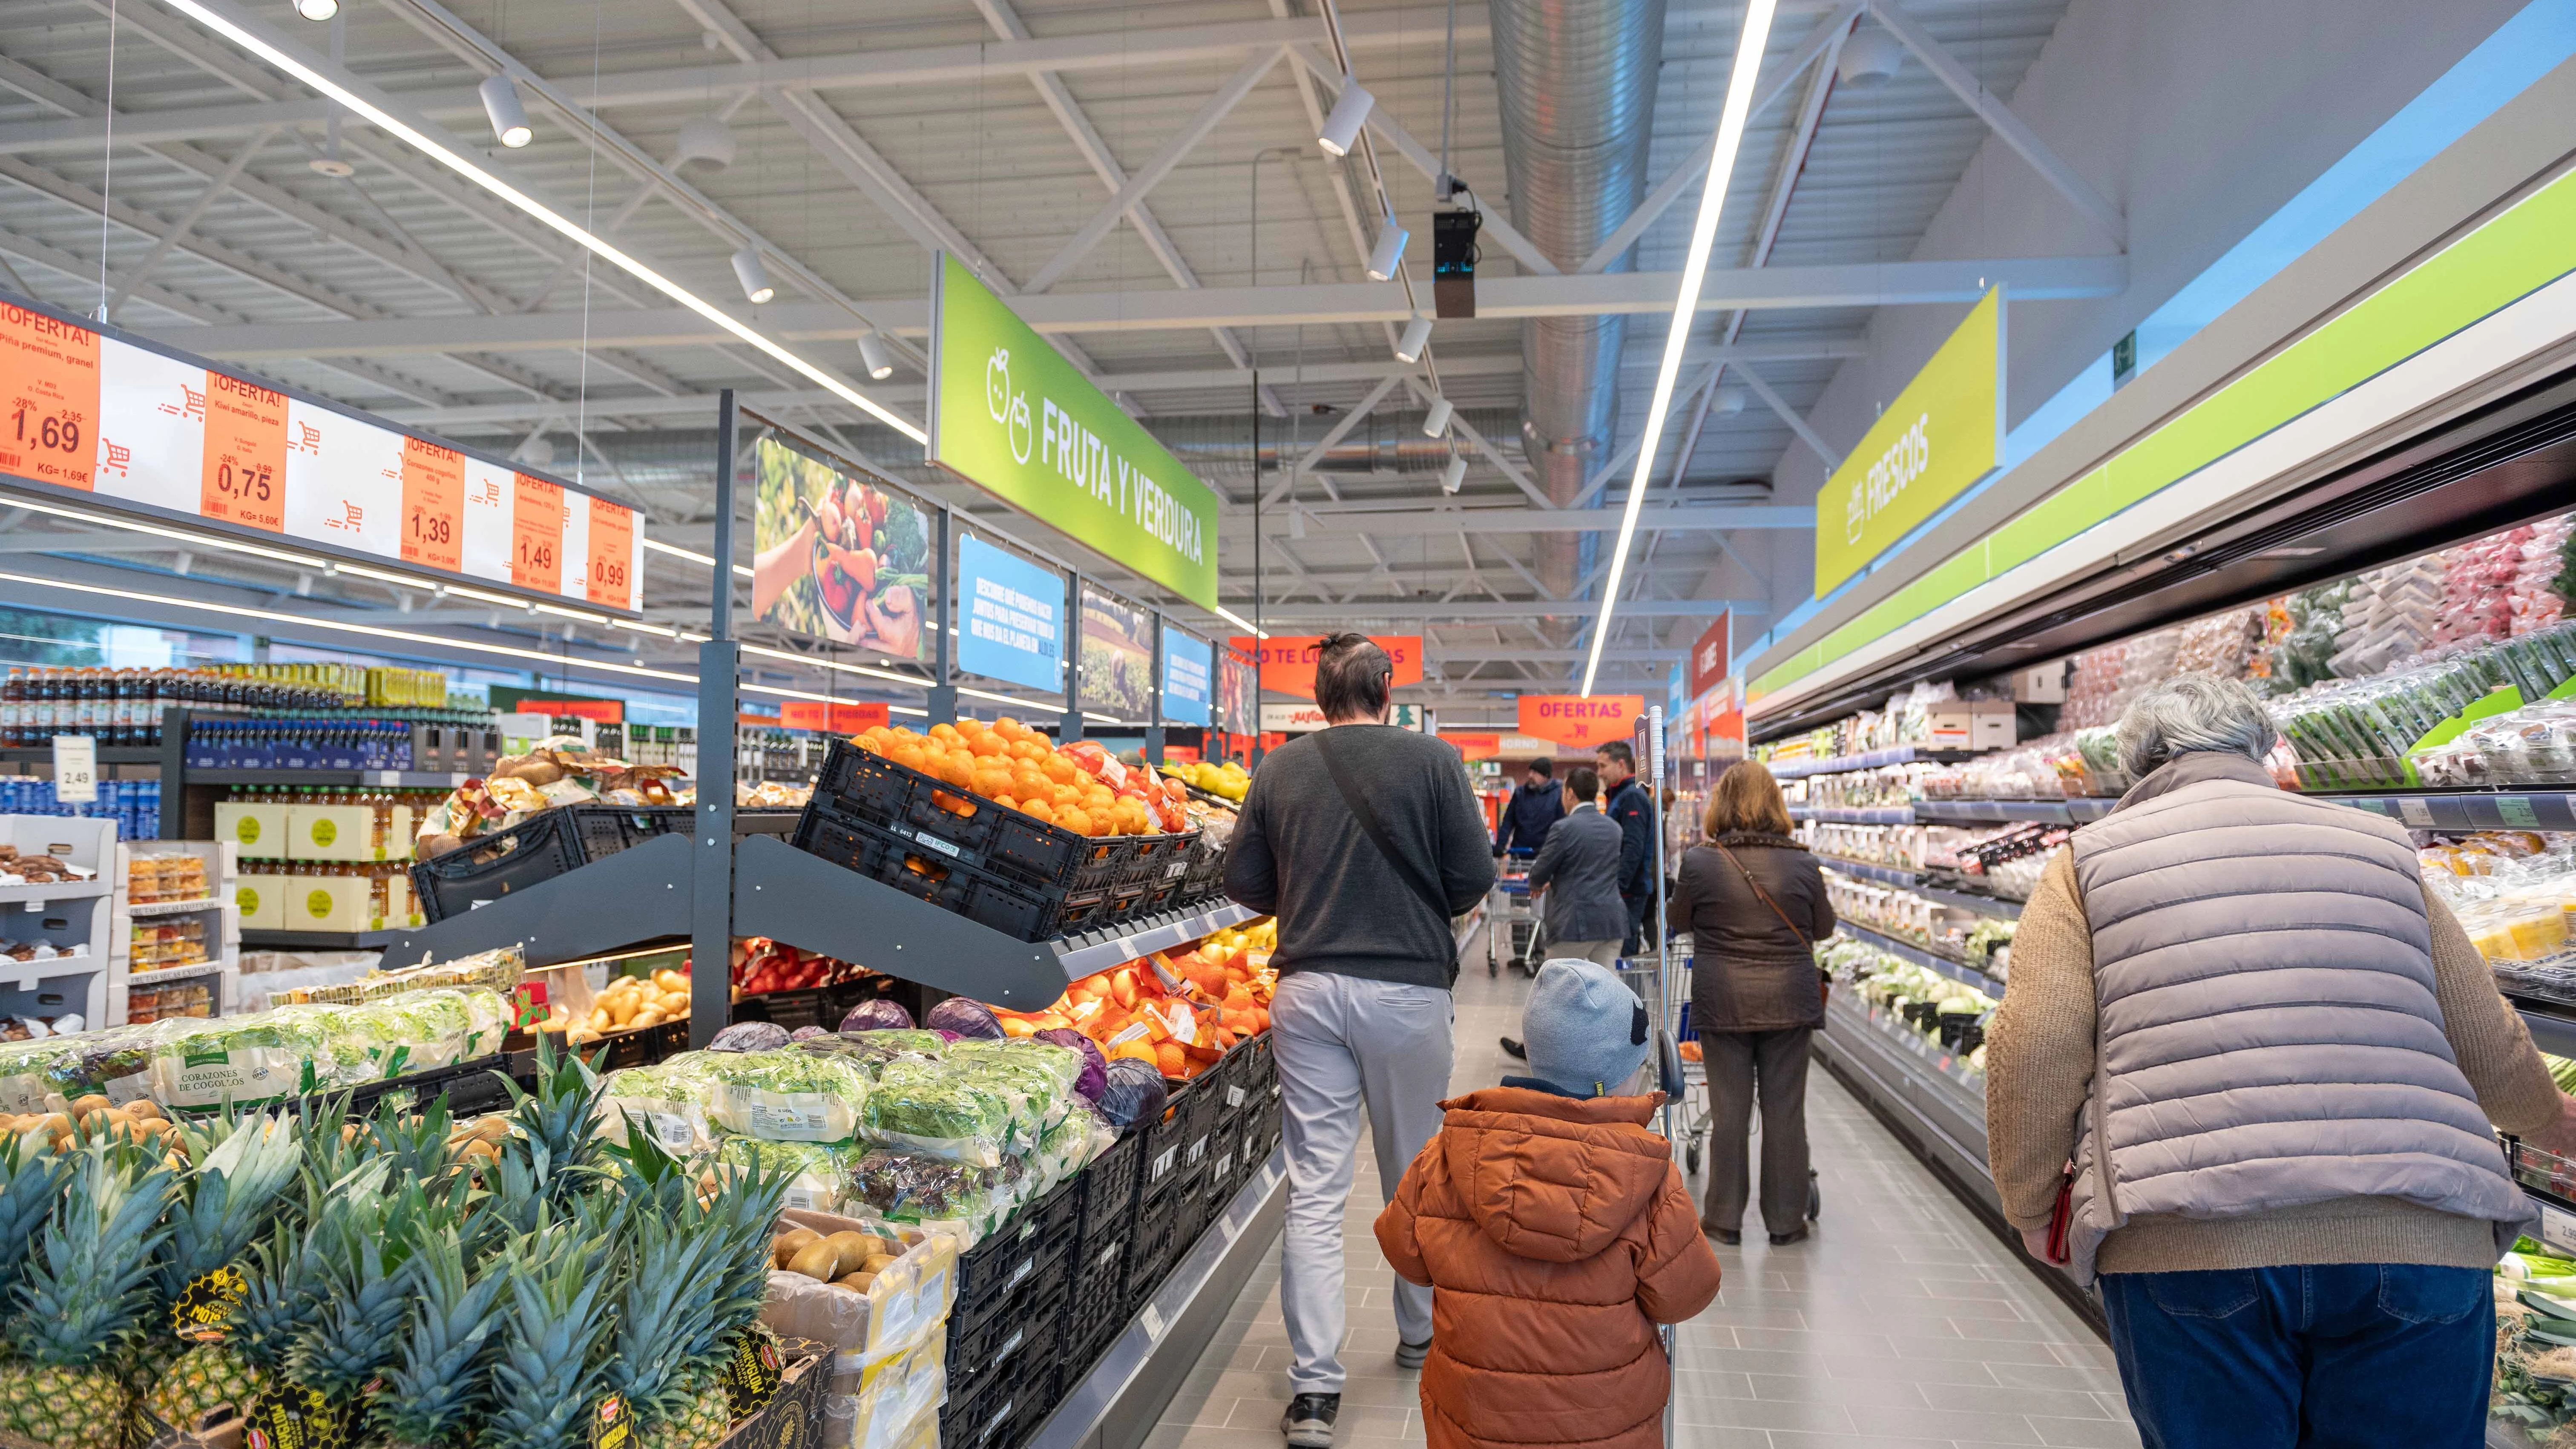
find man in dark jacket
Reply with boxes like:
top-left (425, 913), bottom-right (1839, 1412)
top-left (1224, 634), bottom-right (1496, 1448)
top-left (1597, 740), bottom-right (1656, 955)
top-left (1494, 759), bottom-right (1564, 857)
top-left (1524, 765), bottom-right (1627, 966)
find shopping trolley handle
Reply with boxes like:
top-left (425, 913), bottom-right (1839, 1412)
top-left (1656, 1028), bottom-right (1686, 1099)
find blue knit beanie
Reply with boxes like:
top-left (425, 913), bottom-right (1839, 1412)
top-left (1523, 958), bottom-right (1649, 1097)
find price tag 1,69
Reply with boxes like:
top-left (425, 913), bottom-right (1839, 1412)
top-left (52, 734), bottom-right (96, 804)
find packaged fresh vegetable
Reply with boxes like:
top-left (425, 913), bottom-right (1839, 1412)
top-left (693, 1047), bottom-right (871, 1142)
top-left (716, 1133), bottom-right (862, 1212)
top-left (1033, 1027), bottom-right (1107, 1100)
top-left (923, 997), bottom-right (1004, 1040)
top-left (1092, 1057), bottom-right (1168, 1129)
top-left (859, 1058), bottom-right (1017, 1167)
top-left (711, 1021), bottom-right (794, 1052)
top-left (597, 1059), bottom-right (718, 1152)
top-left (149, 1008), bottom-right (342, 1107)
top-left (806, 1029), bottom-right (947, 1078)
top-left (841, 999), bottom-right (916, 1032)
top-left (844, 1149), bottom-right (1028, 1244)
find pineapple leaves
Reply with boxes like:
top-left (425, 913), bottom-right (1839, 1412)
top-left (3, 1139), bottom-right (178, 1370)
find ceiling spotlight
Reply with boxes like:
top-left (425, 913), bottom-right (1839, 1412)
top-left (673, 115), bottom-right (737, 170)
top-left (478, 75), bottom-right (533, 148)
top-left (731, 246), bottom-right (775, 305)
top-left (1440, 453), bottom-right (1467, 494)
top-left (1421, 396), bottom-right (1454, 437)
top-left (1366, 216), bottom-right (1409, 282)
top-left (857, 331), bottom-right (895, 381)
top-left (1712, 385), bottom-right (1748, 414)
top-left (307, 154), bottom-right (354, 178)
top-left (515, 435), bottom-right (556, 466)
top-left (1393, 315), bottom-right (1433, 363)
top-left (1317, 76), bottom-right (1374, 157)
top-left (292, 0), bottom-right (337, 19)
top-left (1838, 26), bottom-right (1905, 88)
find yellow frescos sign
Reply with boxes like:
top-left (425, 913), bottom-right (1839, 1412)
top-left (1812, 287), bottom-right (2004, 595)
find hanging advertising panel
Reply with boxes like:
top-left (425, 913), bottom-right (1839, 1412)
top-left (1516, 694), bottom-right (1646, 749)
top-left (1229, 634), bottom-right (1424, 698)
top-left (0, 296), bottom-right (645, 612)
top-left (1216, 647), bottom-right (1256, 733)
top-left (1078, 586), bottom-right (1155, 720)
top-left (748, 433), bottom-right (933, 660)
top-left (927, 253), bottom-right (1220, 608)
top-left (954, 532), bottom-right (1065, 693)
top-left (1160, 626), bottom-right (1212, 726)
top-left (1813, 287), bottom-right (2004, 595)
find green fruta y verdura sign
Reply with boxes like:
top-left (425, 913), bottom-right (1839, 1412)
top-left (928, 253), bottom-right (1220, 610)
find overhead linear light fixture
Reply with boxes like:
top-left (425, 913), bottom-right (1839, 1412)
top-left (476, 75), bottom-right (533, 149)
top-left (1366, 216), bottom-right (1409, 281)
top-left (291, 0), bottom-right (335, 20)
top-left (1212, 604), bottom-right (1268, 639)
top-left (731, 246), bottom-right (775, 305)
top-left (1421, 396), bottom-right (1454, 437)
top-left (857, 331), bottom-right (896, 381)
top-left (1393, 315), bottom-right (1433, 363)
top-left (151, 0), bottom-right (926, 444)
top-left (1581, 0), bottom-right (1778, 696)
top-left (1317, 76), bottom-right (1374, 157)
top-left (1441, 452), bottom-right (1467, 494)
top-left (642, 536), bottom-right (753, 577)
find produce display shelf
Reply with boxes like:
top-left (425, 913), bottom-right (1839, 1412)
top-left (1788, 805), bottom-right (1914, 824)
top-left (2513, 1000), bottom-right (2576, 1061)
top-left (1, 949), bottom-right (99, 987)
top-left (1818, 857), bottom-right (1917, 888)
top-left (1768, 745), bottom-right (1981, 780)
top-left (1815, 992), bottom-right (1993, 1201)
top-left (1030, 1147), bottom-right (1288, 1449)
top-left (1913, 883), bottom-right (2026, 920)
top-left (241, 927), bottom-right (411, 949)
top-left (188, 768), bottom-right (470, 788)
top-left (124, 894), bottom-right (224, 917)
top-left (1836, 923), bottom-right (2004, 997)
top-left (2309, 788), bottom-right (2576, 831)
top-left (123, 957), bottom-right (228, 984)
top-left (0, 878), bottom-right (111, 906)
top-left (1909, 798), bottom-right (2122, 824)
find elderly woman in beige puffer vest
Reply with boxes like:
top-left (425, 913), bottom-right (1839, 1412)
top-left (1987, 673), bottom-right (2576, 1449)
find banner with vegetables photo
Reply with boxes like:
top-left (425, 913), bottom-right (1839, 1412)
top-left (1079, 586), bottom-right (1154, 721)
top-left (750, 432), bottom-right (932, 658)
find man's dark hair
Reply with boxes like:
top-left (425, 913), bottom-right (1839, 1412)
top-left (1596, 740), bottom-right (1636, 770)
top-left (1525, 759), bottom-right (1552, 779)
top-left (1313, 632), bottom-right (1392, 722)
top-left (1566, 765), bottom-right (1599, 802)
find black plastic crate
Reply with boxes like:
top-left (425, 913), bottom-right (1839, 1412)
top-left (793, 807), bottom-right (1115, 942)
top-left (1061, 1222), bottom-right (1132, 1374)
top-left (1075, 1129), bottom-right (1143, 1247)
top-left (1139, 1078), bottom-right (1216, 1203)
top-left (345, 1051), bottom-right (520, 1119)
top-left (411, 804), bottom-right (694, 922)
top-left (810, 740), bottom-right (1196, 894)
top-left (949, 1283), bottom-right (1065, 1401)
top-left (940, 1320), bottom-right (1062, 1449)
top-left (1121, 1173), bottom-right (1194, 1318)
top-left (954, 1178), bottom-right (1081, 1326)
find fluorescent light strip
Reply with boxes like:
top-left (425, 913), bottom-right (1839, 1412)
top-left (738, 641), bottom-right (933, 690)
top-left (155, 0), bottom-right (926, 446)
top-left (1580, 0), bottom-right (1778, 697)
top-left (10, 494), bottom-right (332, 571)
top-left (0, 567), bottom-right (697, 683)
top-left (642, 537), bottom-right (753, 578)
top-left (1082, 712), bottom-right (1119, 726)
top-left (738, 682), bottom-right (930, 719)
top-left (1211, 605), bottom-right (1268, 640)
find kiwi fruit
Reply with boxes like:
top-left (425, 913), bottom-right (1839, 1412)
top-left (773, 1228), bottom-right (822, 1268)
top-left (787, 1239), bottom-right (842, 1282)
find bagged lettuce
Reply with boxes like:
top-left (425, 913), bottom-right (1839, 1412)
top-left (598, 1058), bottom-right (719, 1152)
top-left (845, 1149), bottom-right (1029, 1244)
top-left (717, 1132), bottom-right (862, 1212)
top-left (859, 1058), bottom-right (1017, 1167)
top-left (149, 1008), bottom-right (342, 1107)
top-left (693, 1047), bottom-right (870, 1142)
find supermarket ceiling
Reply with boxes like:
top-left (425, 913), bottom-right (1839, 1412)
top-left (0, 0), bottom-right (2100, 705)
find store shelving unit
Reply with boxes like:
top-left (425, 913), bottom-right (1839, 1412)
top-left (1767, 745), bottom-right (1981, 780)
top-left (112, 841), bottom-right (241, 1023)
top-left (1817, 856), bottom-right (1916, 887)
top-left (0, 815), bottom-right (117, 1029)
top-left (1835, 923), bottom-right (2006, 997)
top-left (1914, 882), bottom-right (2026, 920)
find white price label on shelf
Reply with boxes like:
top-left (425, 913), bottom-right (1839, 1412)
top-left (2395, 797), bottom-right (2433, 828)
top-left (51, 735), bottom-right (96, 803)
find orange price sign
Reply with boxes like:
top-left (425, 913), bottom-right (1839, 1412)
top-left (399, 436), bottom-right (465, 572)
top-left (1515, 693), bottom-right (1645, 749)
top-left (200, 374), bottom-right (287, 532)
top-left (0, 302), bottom-right (100, 491)
top-left (511, 473), bottom-right (564, 594)
top-left (585, 498), bottom-right (635, 608)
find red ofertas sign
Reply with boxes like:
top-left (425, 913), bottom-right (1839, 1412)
top-left (1230, 635), bottom-right (1423, 699)
top-left (1515, 694), bottom-right (1645, 749)
top-left (1687, 612), bottom-right (1732, 700)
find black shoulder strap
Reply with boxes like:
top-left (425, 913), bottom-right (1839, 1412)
top-left (1313, 729), bottom-right (1451, 921)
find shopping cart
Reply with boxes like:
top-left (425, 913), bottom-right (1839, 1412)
top-left (1486, 857), bottom-right (1544, 977)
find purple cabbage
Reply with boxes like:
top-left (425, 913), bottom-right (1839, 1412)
top-left (923, 996), bottom-right (1004, 1041)
top-left (788, 1026), bottom-right (827, 1042)
top-left (839, 998), bottom-right (915, 1033)
top-left (1034, 1027), bottom-right (1107, 1100)
top-left (1093, 1057), bottom-right (1168, 1130)
top-left (707, 1021), bottom-right (791, 1052)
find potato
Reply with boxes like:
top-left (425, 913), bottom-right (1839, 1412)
top-left (786, 1240), bottom-right (842, 1282)
top-left (460, 1139), bottom-right (501, 1164)
top-left (630, 1008), bottom-right (665, 1030)
top-left (658, 992), bottom-right (692, 1017)
top-left (587, 1008), bottom-right (612, 1034)
top-left (69, 1094), bottom-right (110, 1120)
top-left (122, 1100), bottom-right (164, 1122)
top-left (463, 1116), bottom-right (513, 1144)
top-left (606, 999), bottom-right (636, 1028)
top-left (773, 1228), bottom-right (822, 1268)
top-left (655, 969), bottom-right (689, 994)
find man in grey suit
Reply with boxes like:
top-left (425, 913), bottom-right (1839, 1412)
top-left (1500, 765), bottom-right (1629, 1061)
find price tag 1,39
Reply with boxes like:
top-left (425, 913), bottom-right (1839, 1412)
top-left (52, 734), bottom-right (96, 804)
top-left (400, 436), bottom-right (465, 573)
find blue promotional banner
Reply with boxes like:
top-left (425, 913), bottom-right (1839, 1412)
top-left (1160, 626), bottom-right (1212, 726)
top-left (955, 532), bottom-right (1065, 693)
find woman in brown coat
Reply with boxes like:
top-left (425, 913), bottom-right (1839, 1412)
top-left (1666, 759), bottom-right (1834, 1245)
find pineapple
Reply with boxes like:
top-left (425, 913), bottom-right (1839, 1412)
top-left (138, 1113), bottom-right (302, 1434)
top-left (645, 1147), bottom-right (791, 1449)
top-left (0, 1138), bottom-right (178, 1449)
top-left (375, 1227), bottom-right (509, 1449)
top-left (0, 1127), bottom-right (73, 1307)
top-left (480, 1225), bottom-right (618, 1449)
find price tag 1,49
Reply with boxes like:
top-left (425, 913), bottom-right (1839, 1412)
top-left (52, 734), bottom-right (96, 803)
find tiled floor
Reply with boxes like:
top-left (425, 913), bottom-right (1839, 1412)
top-left (1142, 929), bottom-right (2140, 1449)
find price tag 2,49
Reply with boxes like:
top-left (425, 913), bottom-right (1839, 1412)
top-left (52, 734), bottom-right (96, 804)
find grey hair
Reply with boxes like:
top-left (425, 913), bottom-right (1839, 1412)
top-left (2112, 673), bottom-right (2279, 779)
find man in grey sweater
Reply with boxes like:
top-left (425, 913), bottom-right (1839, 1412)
top-left (1224, 633), bottom-right (1496, 1449)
